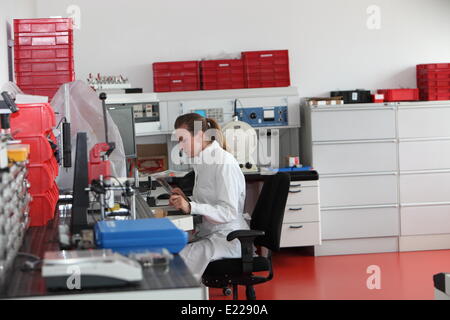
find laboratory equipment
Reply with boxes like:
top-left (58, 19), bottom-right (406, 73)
top-left (222, 119), bottom-right (258, 172)
top-left (105, 93), bottom-right (160, 136)
top-left (107, 105), bottom-right (137, 158)
top-left (42, 249), bottom-right (143, 290)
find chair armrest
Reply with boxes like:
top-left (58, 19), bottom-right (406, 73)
top-left (227, 230), bottom-right (265, 242)
top-left (226, 229), bottom-right (265, 274)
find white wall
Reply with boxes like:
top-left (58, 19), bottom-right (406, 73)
top-left (29, 0), bottom-right (450, 97)
top-left (0, 0), bottom-right (36, 87)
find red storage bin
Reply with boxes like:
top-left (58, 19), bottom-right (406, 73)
top-left (15, 44), bottom-right (73, 60)
top-left (153, 61), bottom-right (200, 92)
top-left (200, 59), bottom-right (245, 90)
top-left (15, 58), bottom-right (74, 73)
top-left (242, 50), bottom-right (290, 88)
top-left (14, 135), bottom-right (55, 163)
top-left (377, 89), bottom-right (419, 102)
top-left (28, 187), bottom-right (58, 227)
top-left (11, 103), bottom-right (56, 137)
top-left (16, 71), bottom-right (74, 86)
top-left (27, 161), bottom-right (57, 194)
top-left (14, 18), bottom-right (73, 34)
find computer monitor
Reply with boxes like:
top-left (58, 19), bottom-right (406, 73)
top-left (107, 105), bottom-right (137, 159)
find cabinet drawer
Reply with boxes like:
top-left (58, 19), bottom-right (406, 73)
top-left (287, 186), bottom-right (319, 205)
top-left (320, 174), bottom-right (398, 207)
top-left (280, 222), bottom-right (321, 248)
top-left (321, 206), bottom-right (399, 240)
top-left (399, 140), bottom-right (450, 171)
top-left (284, 204), bottom-right (320, 223)
top-left (398, 107), bottom-right (450, 139)
top-left (401, 205), bottom-right (450, 236)
top-left (400, 172), bottom-right (450, 204)
top-left (311, 108), bottom-right (396, 141)
top-left (289, 180), bottom-right (318, 188)
top-left (313, 141), bottom-right (397, 174)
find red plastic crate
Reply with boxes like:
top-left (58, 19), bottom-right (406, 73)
top-left (11, 103), bottom-right (56, 136)
top-left (16, 71), bottom-right (74, 86)
top-left (18, 86), bottom-right (60, 99)
top-left (27, 161), bottom-right (57, 194)
top-left (14, 18), bottom-right (73, 34)
top-left (377, 89), bottom-right (419, 102)
top-left (417, 71), bottom-right (450, 80)
top-left (200, 59), bottom-right (245, 90)
top-left (15, 44), bottom-right (73, 60)
top-left (153, 61), bottom-right (200, 92)
top-left (15, 58), bottom-right (74, 73)
top-left (15, 32), bottom-right (73, 47)
top-left (417, 63), bottom-right (450, 71)
top-left (242, 50), bottom-right (290, 88)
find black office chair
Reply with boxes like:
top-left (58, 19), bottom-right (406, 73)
top-left (202, 172), bottom-right (291, 300)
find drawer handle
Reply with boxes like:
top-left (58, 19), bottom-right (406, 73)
top-left (289, 225), bottom-right (303, 229)
top-left (290, 184), bottom-right (302, 187)
top-left (289, 208), bottom-right (303, 211)
top-left (289, 190), bottom-right (302, 194)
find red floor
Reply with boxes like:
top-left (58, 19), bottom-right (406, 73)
top-left (209, 248), bottom-right (450, 300)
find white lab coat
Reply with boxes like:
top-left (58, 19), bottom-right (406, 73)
top-left (179, 141), bottom-right (249, 280)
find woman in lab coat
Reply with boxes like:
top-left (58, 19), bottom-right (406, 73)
top-left (169, 113), bottom-right (249, 280)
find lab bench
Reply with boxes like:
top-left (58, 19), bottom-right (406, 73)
top-left (0, 196), bottom-right (207, 300)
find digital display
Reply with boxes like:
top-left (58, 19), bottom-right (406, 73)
top-left (263, 110), bottom-right (275, 121)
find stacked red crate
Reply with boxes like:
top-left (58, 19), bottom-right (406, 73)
top-left (10, 103), bottom-right (59, 227)
top-left (200, 59), bottom-right (245, 90)
top-left (242, 50), bottom-right (290, 88)
top-left (417, 63), bottom-right (450, 101)
top-left (153, 61), bottom-right (200, 92)
top-left (377, 89), bottom-right (419, 102)
top-left (14, 18), bottom-right (75, 100)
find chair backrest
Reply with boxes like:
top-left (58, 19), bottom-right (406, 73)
top-left (250, 172), bottom-right (290, 251)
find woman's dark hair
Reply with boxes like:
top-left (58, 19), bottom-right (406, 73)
top-left (174, 113), bottom-right (227, 150)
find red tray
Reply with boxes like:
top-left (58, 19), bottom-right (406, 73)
top-left (14, 18), bottom-right (73, 34)
top-left (16, 71), bottom-right (74, 86)
top-left (201, 59), bottom-right (245, 90)
top-left (27, 161), bottom-right (57, 194)
top-left (153, 61), bottom-right (200, 92)
top-left (15, 58), bottom-right (74, 73)
top-left (11, 103), bottom-right (56, 137)
top-left (377, 89), bottom-right (419, 102)
top-left (15, 44), bottom-right (73, 60)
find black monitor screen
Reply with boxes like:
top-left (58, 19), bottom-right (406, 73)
top-left (107, 105), bottom-right (136, 158)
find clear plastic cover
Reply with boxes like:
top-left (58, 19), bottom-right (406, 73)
top-left (51, 81), bottom-right (126, 191)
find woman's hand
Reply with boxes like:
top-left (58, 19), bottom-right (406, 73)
top-left (171, 187), bottom-right (187, 199)
top-left (169, 194), bottom-right (191, 214)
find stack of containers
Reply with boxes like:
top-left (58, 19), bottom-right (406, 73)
top-left (242, 50), bottom-right (290, 88)
top-left (10, 103), bottom-right (59, 227)
top-left (417, 63), bottom-right (450, 101)
top-left (14, 18), bottom-right (75, 99)
top-left (152, 61), bottom-right (200, 92)
top-left (200, 59), bottom-right (245, 90)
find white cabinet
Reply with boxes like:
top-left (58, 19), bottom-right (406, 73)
top-left (280, 181), bottom-right (321, 248)
top-left (303, 101), bottom-right (450, 255)
top-left (304, 104), bottom-right (399, 256)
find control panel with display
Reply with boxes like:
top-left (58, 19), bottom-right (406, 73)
top-left (236, 106), bottom-right (288, 127)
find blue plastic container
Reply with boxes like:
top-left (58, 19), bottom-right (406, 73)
top-left (95, 218), bottom-right (188, 255)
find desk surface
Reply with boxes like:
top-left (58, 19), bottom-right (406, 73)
top-left (0, 201), bottom-right (205, 300)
